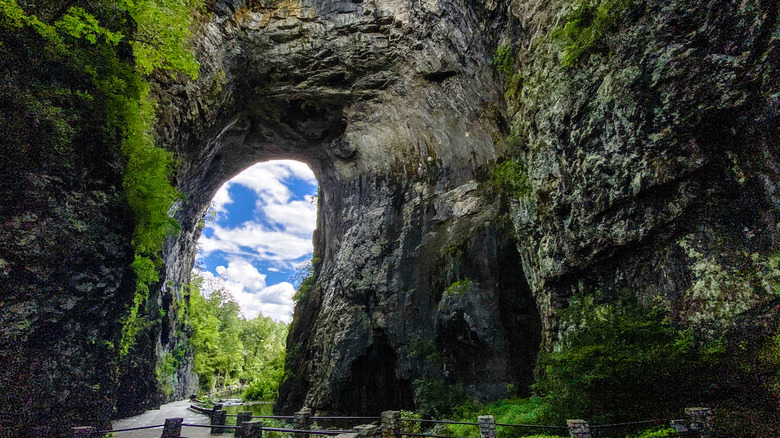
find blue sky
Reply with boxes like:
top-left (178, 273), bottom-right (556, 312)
top-left (196, 160), bottom-right (318, 323)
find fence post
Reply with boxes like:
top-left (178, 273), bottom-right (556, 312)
top-left (381, 411), bottom-right (401, 438)
top-left (478, 415), bottom-right (497, 438)
top-left (71, 426), bottom-right (95, 437)
top-left (566, 419), bottom-right (591, 438)
top-left (236, 411), bottom-right (254, 437)
top-left (211, 408), bottom-right (228, 434)
top-left (295, 407), bottom-right (312, 438)
top-left (670, 419), bottom-right (689, 433)
top-left (242, 420), bottom-right (264, 438)
top-left (685, 407), bottom-right (714, 437)
top-left (161, 418), bottom-right (183, 438)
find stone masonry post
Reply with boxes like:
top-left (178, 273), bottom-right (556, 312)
top-left (478, 415), bottom-right (497, 438)
top-left (242, 420), bottom-right (264, 438)
top-left (236, 411), bottom-right (254, 438)
top-left (566, 420), bottom-right (591, 438)
top-left (685, 407), bottom-right (714, 437)
top-left (353, 425), bottom-right (380, 438)
top-left (211, 409), bottom-right (228, 434)
top-left (295, 407), bottom-right (313, 438)
top-left (381, 411), bottom-right (401, 438)
top-left (161, 418), bottom-right (183, 438)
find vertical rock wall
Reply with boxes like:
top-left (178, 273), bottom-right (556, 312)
top-left (505, 0), bottom-right (780, 349)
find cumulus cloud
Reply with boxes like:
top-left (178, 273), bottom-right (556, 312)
top-left (196, 160), bottom-right (316, 321)
top-left (199, 160), bottom-right (317, 265)
top-left (200, 261), bottom-right (295, 322)
top-left (200, 222), bottom-right (313, 266)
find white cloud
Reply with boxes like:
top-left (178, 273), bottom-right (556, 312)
top-left (229, 160), bottom-right (316, 204)
top-left (263, 199), bottom-right (317, 234)
top-left (196, 160), bottom-right (317, 322)
top-left (199, 261), bottom-right (295, 323)
top-left (211, 185), bottom-right (233, 215)
top-left (200, 222), bottom-right (313, 266)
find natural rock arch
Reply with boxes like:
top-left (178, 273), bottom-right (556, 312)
top-left (145, 0), bottom-right (542, 415)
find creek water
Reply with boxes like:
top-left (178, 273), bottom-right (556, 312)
top-left (219, 399), bottom-right (275, 416)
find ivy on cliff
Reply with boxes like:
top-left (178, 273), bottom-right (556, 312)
top-left (0, 0), bottom-right (202, 355)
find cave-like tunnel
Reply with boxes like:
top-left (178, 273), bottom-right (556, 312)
top-left (139, 0), bottom-right (542, 416)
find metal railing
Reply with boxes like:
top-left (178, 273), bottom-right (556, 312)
top-left (70, 405), bottom-right (715, 438)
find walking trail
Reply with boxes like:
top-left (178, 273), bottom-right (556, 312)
top-left (111, 399), bottom-right (213, 437)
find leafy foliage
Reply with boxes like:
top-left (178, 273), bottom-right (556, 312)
top-left (553, 0), bottom-right (633, 67)
top-left (188, 271), bottom-right (288, 398)
top-left (123, 0), bottom-right (202, 78)
top-left (534, 294), bottom-right (694, 423)
top-left (413, 379), bottom-right (475, 419)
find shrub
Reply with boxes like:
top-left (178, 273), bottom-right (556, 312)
top-left (553, 0), bottom-right (633, 67)
top-left (534, 294), bottom-right (694, 423)
top-left (413, 379), bottom-right (475, 419)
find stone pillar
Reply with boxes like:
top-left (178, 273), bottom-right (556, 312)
top-left (354, 425), bottom-right (380, 438)
top-left (211, 409), bottom-right (228, 434)
top-left (478, 416), bottom-right (497, 438)
top-left (685, 407), bottom-right (714, 437)
top-left (70, 426), bottom-right (95, 437)
top-left (242, 420), bottom-right (264, 438)
top-left (381, 411), bottom-right (401, 438)
top-left (294, 407), bottom-right (312, 438)
top-left (566, 420), bottom-right (591, 438)
top-left (670, 419), bottom-right (689, 433)
top-left (236, 411), bottom-right (254, 438)
top-left (161, 418), bottom-right (183, 438)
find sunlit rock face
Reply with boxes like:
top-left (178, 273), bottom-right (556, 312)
top-left (153, 0), bottom-right (542, 415)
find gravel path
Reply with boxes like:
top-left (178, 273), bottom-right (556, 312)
top-left (111, 400), bottom-right (214, 437)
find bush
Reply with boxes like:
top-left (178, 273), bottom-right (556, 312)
top-left (413, 379), bottom-right (475, 419)
top-left (534, 294), bottom-right (694, 423)
top-left (243, 376), bottom-right (281, 401)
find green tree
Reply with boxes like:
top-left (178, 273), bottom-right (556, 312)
top-left (188, 270), bottom-right (288, 397)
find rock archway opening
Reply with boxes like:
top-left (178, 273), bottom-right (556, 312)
top-left (195, 159), bottom-right (320, 323)
top-left (145, 0), bottom-right (543, 416)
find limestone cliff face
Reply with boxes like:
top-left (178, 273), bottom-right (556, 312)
top-left (134, 0), bottom-right (780, 416)
top-left (156, 0), bottom-right (541, 414)
top-left (504, 0), bottom-right (780, 349)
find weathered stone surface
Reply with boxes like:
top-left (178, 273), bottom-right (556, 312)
top-left (504, 0), bottom-right (780, 350)
top-left (153, 0), bottom-right (540, 415)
